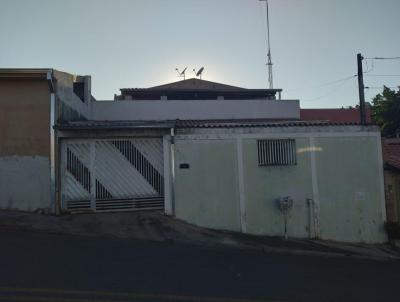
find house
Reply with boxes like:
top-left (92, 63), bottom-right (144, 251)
top-left (382, 139), bottom-right (400, 222)
top-left (0, 69), bottom-right (90, 212)
top-left (0, 69), bottom-right (387, 243)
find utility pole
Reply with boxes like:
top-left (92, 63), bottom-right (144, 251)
top-left (357, 53), bottom-right (366, 125)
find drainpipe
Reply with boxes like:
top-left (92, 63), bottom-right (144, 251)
top-left (47, 70), bottom-right (59, 215)
top-left (307, 198), bottom-right (314, 239)
top-left (170, 126), bottom-right (176, 216)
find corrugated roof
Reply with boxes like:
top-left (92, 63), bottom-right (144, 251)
top-left (56, 119), bottom-right (368, 131)
top-left (56, 120), bottom-right (175, 131)
top-left (383, 139), bottom-right (400, 170)
top-left (175, 119), bottom-right (361, 128)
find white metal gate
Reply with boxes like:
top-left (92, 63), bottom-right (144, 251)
top-left (61, 138), bottom-right (164, 212)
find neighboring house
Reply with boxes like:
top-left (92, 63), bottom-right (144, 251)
top-left (300, 106), bottom-right (372, 123)
top-left (382, 139), bottom-right (400, 222)
top-left (0, 70), bottom-right (388, 243)
top-left (0, 69), bottom-right (53, 212)
top-left (115, 78), bottom-right (282, 101)
top-left (0, 69), bottom-right (91, 212)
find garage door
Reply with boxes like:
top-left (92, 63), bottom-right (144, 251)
top-left (61, 138), bottom-right (164, 212)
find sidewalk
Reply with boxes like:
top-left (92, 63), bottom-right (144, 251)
top-left (0, 210), bottom-right (398, 260)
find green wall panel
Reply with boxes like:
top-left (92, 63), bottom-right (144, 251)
top-left (243, 138), bottom-right (313, 238)
top-left (315, 137), bottom-right (386, 242)
top-left (174, 140), bottom-right (241, 231)
top-left (172, 133), bottom-right (387, 243)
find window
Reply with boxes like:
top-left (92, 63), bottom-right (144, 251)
top-left (257, 139), bottom-right (296, 166)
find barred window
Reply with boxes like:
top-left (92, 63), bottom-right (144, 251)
top-left (257, 139), bottom-right (296, 166)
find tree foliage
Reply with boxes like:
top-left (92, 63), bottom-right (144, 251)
top-left (371, 86), bottom-right (400, 137)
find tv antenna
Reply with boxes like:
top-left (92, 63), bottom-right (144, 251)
top-left (192, 67), bottom-right (204, 79)
top-left (259, 0), bottom-right (273, 89)
top-left (175, 67), bottom-right (187, 80)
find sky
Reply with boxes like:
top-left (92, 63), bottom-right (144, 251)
top-left (0, 0), bottom-right (399, 107)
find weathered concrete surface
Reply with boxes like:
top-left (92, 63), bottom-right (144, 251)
top-left (174, 140), bottom-right (241, 232)
top-left (92, 99), bottom-right (300, 121)
top-left (173, 126), bottom-right (387, 243)
top-left (384, 169), bottom-right (400, 222)
top-left (0, 73), bottom-right (53, 213)
top-left (0, 210), bottom-right (397, 260)
top-left (242, 137), bottom-right (313, 238)
top-left (0, 157), bottom-right (51, 211)
top-left (315, 137), bottom-right (386, 243)
top-left (0, 79), bottom-right (50, 156)
top-left (53, 70), bottom-right (90, 121)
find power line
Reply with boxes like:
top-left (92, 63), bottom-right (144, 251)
top-left (364, 74), bottom-right (400, 77)
top-left (286, 75), bottom-right (356, 92)
top-left (365, 86), bottom-right (399, 89)
top-left (301, 76), bottom-right (356, 102)
top-left (364, 57), bottom-right (400, 60)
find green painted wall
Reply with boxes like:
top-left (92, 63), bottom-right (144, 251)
top-left (173, 133), bottom-right (387, 243)
top-left (174, 140), bottom-right (241, 231)
top-left (315, 137), bottom-right (386, 242)
top-left (242, 138), bottom-right (313, 238)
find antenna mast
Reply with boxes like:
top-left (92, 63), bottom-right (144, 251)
top-left (260, 0), bottom-right (273, 89)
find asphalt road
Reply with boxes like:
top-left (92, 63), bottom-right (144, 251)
top-left (0, 230), bottom-right (399, 302)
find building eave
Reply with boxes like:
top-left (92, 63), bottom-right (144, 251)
top-left (0, 68), bottom-right (53, 80)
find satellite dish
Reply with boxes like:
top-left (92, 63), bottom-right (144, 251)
top-left (193, 67), bottom-right (205, 79)
top-left (196, 67), bottom-right (204, 78)
top-left (175, 67), bottom-right (188, 80)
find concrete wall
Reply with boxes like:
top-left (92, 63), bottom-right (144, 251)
top-left (384, 170), bottom-right (400, 222)
top-left (53, 70), bottom-right (90, 122)
top-left (92, 99), bottom-right (300, 121)
top-left (0, 78), bottom-right (51, 211)
top-left (174, 140), bottom-right (241, 231)
top-left (315, 137), bottom-right (385, 242)
top-left (0, 79), bottom-right (50, 155)
top-left (172, 126), bottom-right (387, 243)
top-left (242, 138), bottom-right (313, 238)
top-left (0, 156), bottom-right (52, 211)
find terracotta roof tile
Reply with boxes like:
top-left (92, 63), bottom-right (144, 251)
top-left (383, 139), bottom-right (400, 170)
top-left (300, 108), bottom-right (372, 123)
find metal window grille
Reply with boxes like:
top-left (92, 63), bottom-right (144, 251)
top-left (257, 139), bottom-right (296, 166)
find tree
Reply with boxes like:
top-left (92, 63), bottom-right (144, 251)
top-left (371, 86), bottom-right (400, 137)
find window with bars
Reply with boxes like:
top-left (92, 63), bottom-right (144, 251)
top-left (257, 139), bottom-right (297, 166)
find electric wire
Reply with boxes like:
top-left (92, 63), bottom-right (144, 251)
top-left (286, 75), bottom-right (356, 92)
top-left (301, 76), bottom-right (356, 102)
top-left (364, 74), bottom-right (400, 77)
top-left (364, 57), bottom-right (400, 60)
top-left (365, 86), bottom-right (399, 89)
